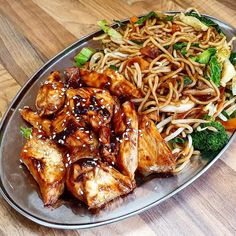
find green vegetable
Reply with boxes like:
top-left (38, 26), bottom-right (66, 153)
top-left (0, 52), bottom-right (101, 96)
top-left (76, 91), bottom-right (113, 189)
top-left (173, 42), bottom-right (199, 50)
top-left (191, 121), bottom-right (229, 156)
top-left (173, 42), bottom-right (187, 50)
top-left (230, 110), bottom-right (236, 118)
top-left (197, 47), bottom-right (216, 64)
top-left (184, 76), bottom-right (192, 86)
top-left (20, 127), bottom-right (32, 139)
top-left (130, 39), bottom-right (143, 45)
top-left (135, 11), bottom-right (156, 25)
top-left (135, 11), bottom-right (173, 25)
top-left (229, 52), bottom-right (236, 65)
top-left (169, 137), bottom-right (186, 149)
top-left (186, 11), bottom-right (224, 34)
top-left (113, 19), bottom-right (126, 27)
top-left (74, 47), bottom-right (95, 67)
top-left (181, 49), bottom-right (188, 55)
top-left (221, 110), bottom-right (230, 119)
top-left (209, 55), bottom-right (221, 87)
top-left (97, 20), bottom-right (122, 39)
top-left (109, 65), bottom-right (119, 71)
top-left (202, 114), bottom-right (214, 120)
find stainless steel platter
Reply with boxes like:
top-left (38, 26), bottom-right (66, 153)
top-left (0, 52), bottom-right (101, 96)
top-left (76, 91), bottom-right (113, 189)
top-left (0, 12), bottom-right (235, 229)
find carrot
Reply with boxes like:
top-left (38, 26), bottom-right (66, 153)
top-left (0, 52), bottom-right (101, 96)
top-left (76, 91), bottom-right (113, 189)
top-left (130, 16), bottom-right (139, 23)
top-left (221, 118), bottom-right (236, 130)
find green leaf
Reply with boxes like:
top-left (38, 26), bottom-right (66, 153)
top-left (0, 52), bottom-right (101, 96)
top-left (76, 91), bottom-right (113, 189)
top-left (109, 65), bottom-right (119, 71)
top-left (229, 52), bottom-right (236, 66)
top-left (197, 47), bottom-right (216, 64)
top-left (181, 49), bottom-right (188, 55)
top-left (20, 127), bottom-right (32, 139)
top-left (173, 42), bottom-right (187, 50)
top-left (186, 11), bottom-right (224, 34)
top-left (202, 114), bottom-right (214, 121)
top-left (209, 55), bottom-right (221, 87)
top-left (184, 76), bottom-right (192, 86)
top-left (165, 15), bottom-right (174, 21)
top-left (135, 11), bottom-right (157, 25)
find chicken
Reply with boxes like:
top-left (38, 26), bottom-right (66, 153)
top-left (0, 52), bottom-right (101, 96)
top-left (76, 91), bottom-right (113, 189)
top-left (64, 128), bottom-right (99, 163)
top-left (80, 69), bottom-right (142, 99)
top-left (99, 125), bottom-right (119, 165)
top-left (116, 101), bottom-right (138, 182)
top-left (36, 71), bottom-right (66, 116)
top-left (138, 115), bottom-right (175, 175)
top-left (20, 129), bottom-right (66, 205)
top-left (20, 107), bottom-right (51, 136)
top-left (66, 88), bottom-right (116, 132)
top-left (66, 158), bottom-right (134, 209)
top-left (65, 67), bottom-right (83, 88)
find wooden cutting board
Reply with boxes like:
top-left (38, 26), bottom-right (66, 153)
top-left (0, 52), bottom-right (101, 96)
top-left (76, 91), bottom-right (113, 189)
top-left (0, 0), bottom-right (235, 235)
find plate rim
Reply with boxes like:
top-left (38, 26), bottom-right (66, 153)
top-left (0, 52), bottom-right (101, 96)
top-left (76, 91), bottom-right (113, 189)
top-left (0, 12), bottom-right (235, 229)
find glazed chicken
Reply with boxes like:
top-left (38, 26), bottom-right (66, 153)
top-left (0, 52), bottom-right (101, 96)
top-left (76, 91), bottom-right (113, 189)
top-left (36, 71), bottom-right (66, 116)
top-left (66, 158), bottom-right (134, 209)
top-left (138, 115), bottom-right (175, 175)
top-left (66, 87), bottom-right (116, 131)
top-left (20, 107), bottom-right (51, 136)
top-left (116, 101), bottom-right (139, 182)
top-left (80, 69), bottom-right (142, 99)
top-left (20, 68), bottom-right (176, 209)
top-left (20, 129), bottom-right (65, 205)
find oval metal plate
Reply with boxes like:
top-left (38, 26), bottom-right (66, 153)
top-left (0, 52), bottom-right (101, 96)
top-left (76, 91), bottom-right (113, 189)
top-left (0, 13), bottom-right (235, 229)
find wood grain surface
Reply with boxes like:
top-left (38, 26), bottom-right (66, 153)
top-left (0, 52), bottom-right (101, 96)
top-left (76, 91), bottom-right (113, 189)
top-left (0, 0), bottom-right (236, 235)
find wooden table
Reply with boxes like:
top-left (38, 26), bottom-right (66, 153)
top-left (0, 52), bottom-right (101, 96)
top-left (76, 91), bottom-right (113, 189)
top-left (0, 0), bottom-right (236, 235)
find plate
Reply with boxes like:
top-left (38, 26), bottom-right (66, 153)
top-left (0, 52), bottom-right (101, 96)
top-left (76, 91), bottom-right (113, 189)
top-left (0, 12), bottom-right (235, 229)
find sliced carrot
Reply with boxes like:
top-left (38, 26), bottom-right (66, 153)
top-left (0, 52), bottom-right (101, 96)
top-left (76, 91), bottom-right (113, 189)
top-left (130, 16), bottom-right (139, 23)
top-left (221, 118), bottom-right (236, 130)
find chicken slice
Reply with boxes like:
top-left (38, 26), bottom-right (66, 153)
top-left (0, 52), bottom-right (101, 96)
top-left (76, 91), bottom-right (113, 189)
top-left (36, 71), bottom-right (66, 116)
top-left (103, 69), bottom-right (142, 99)
top-left (80, 69), bottom-right (142, 99)
top-left (138, 115), bottom-right (175, 175)
top-left (20, 107), bottom-right (51, 136)
top-left (66, 88), bottom-right (115, 131)
top-left (99, 125), bottom-right (119, 165)
top-left (64, 128), bottom-right (99, 163)
top-left (65, 67), bottom-right (83, 88)
top-left (66, 158), bottom-right (134, 209)
top-left (20, 129), bottom-right (65, 205)
top-left (116, 101), bottom-right (138, 182)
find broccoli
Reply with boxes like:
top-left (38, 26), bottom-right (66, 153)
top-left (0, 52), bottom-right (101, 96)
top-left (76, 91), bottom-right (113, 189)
top-left (191, 121), bottom-right (229, 157)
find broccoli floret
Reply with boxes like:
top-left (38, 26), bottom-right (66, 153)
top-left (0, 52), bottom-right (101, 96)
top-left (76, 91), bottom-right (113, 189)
top-left (191, 121), bottom-right (229, 155)
top-left (197, 48), bottom-right (216, 64)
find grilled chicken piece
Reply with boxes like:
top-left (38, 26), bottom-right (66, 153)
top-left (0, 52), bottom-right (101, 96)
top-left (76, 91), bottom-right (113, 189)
top-left (66, 88), bottom-right (115, 132)
top-left (65, 128), bottom-right (99, 163)
top-left (66, 158), bottom-right (134, 209)
top-left (99, 125), bottom-right (119, 165)
top-left (20, 107), bottom-right (51, 136)
top-left (20, 129), bottom-right (65, 205)
top-left (65, 67), bottom-right (83, 88)
top-left (116, 101), bottom-right (138, 181)
top-left (104, 69), bottom-right (142, 99)
top-left (36, 71), bottom-right (66, 116)
top-left (80, 69), bottom-right (141, 99)
top-left (138, 115), bottom-right (175, 175)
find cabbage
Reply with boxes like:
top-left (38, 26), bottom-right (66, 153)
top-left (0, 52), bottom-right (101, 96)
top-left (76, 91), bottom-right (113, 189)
top-left (221, 59), bottom-right (236, 87)
top-left (179, 13), bottom-right (208, 31)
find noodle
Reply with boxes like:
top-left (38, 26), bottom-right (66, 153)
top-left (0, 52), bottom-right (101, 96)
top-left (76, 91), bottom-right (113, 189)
top-left (89, 9), bottom-right (236, 173)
